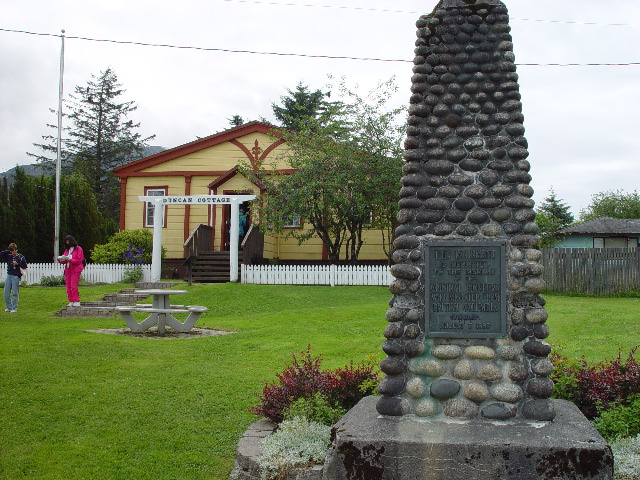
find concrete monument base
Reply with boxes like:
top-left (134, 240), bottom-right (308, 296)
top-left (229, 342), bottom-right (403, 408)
top-left (323, 396), bottom-right (613, 480)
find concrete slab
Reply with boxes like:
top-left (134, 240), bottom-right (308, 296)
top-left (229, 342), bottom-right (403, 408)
top-left (323, 396), bottom-right (613, 480)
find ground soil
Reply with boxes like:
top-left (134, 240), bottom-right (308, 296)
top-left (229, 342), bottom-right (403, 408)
top-left (85, 327), bottom-right (234, 339)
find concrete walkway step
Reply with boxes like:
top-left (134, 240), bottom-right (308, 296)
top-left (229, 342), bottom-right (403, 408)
top-left (56, 281), bottom-right (188, 317)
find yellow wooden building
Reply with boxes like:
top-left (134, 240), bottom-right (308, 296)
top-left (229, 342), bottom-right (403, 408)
top-left (114, 122), bottom-right (389, 278)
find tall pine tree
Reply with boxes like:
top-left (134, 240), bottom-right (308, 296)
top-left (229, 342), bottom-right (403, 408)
top-left (30, 68), bottom-right (155, 223)
top-left (535, 188), bottom-right (574, 247)
top-left (271, 82), bottom-right (328, 131)
top-left (66, 68), bottom-right (154, 220)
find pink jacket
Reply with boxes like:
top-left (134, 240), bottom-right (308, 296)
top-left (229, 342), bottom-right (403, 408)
top-left (59, 246), bottom-right (85, 274)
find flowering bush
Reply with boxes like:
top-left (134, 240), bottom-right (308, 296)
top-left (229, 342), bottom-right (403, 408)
top-left (123, 244), bottom-right (145, 265)
top-left (251, 345), bottom-right (379, 423)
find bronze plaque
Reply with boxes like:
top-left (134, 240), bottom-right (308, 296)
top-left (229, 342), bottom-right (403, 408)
top-left (424, 240), bottom-right (506, 338)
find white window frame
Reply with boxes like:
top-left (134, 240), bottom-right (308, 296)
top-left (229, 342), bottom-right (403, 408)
top-left (145, 188), bottom-right (166, 227)
top-left (283, 213), bottom-right (301, 228)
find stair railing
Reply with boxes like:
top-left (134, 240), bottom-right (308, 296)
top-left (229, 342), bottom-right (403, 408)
top-left (183, 224), bottom-right (213, 285)
top-left (240, 224), bottom-right (264, 265)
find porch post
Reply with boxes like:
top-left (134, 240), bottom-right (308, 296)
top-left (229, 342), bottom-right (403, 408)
top-left (229, 198), bottom-right (240, 282)
top-left (151, 199), bottom-right (164, 282)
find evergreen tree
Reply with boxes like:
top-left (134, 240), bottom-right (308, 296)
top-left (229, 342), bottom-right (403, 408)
top-left (8, 167), bottom-right (37, 257)
top-left (271, 82), bottom-right (328, 131)
top-left (29, 68), bottom-right (155, 221)
top-left (535, 188), bottom-right (574, 247)
top-left (0, 178), bottom-right (10, 248)
top-left (66, 68), bottom-right (154, 220)
top-left (32, 175), bottom-right (55, 261)
top-left (60, 174), bottom-right (103, 260)
top-left (26, 105), bottom-right (70, 173)
top-left (228, 115), bottom-right (245, 127)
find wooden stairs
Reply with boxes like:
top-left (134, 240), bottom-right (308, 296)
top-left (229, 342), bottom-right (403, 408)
top-left (189, 251), bottom-right (241, 283)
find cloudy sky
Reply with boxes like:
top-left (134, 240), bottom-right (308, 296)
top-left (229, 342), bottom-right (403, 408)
top-left (2, 0), bottom-right (639, 216)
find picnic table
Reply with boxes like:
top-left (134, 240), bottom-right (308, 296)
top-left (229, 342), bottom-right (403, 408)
top-left (115, 289), bottom-right (207, 335)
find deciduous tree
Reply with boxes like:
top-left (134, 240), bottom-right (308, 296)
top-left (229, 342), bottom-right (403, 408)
top-left (246, 77), bottom-right (404, 263)
top-left (580, 190), bottom-right (640, 221)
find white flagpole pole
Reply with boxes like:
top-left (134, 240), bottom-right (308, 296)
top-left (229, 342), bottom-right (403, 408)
top-left (53, 29), bottom-right (65, 261)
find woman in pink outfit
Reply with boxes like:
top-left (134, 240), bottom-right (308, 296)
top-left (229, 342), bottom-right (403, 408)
top-left (58, 235), bottom-right (85, 307)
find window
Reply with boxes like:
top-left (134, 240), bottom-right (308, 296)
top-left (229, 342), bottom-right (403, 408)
top-left (593, 237), bottom-right (632, 249)
top-left (283, 213), bottom-right (301, 228)
top-left (145, 188), bottom-right (166, 227)
top-left (605, 237), bottom-right (629, 249)
top-left (362, 209), bottom-right (373, 228)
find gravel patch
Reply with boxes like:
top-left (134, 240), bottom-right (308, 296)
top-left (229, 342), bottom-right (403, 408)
top-left (86, 327), bottom-right (235, 339)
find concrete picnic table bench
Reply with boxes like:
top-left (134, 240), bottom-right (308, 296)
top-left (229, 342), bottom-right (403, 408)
top-left (115, 289), bottom-right (207, 335)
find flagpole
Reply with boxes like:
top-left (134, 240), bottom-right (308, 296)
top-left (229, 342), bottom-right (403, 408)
top-left (54, 29), bottom-right (65, 261)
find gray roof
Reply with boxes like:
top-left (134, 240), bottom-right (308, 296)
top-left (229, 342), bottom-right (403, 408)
top-left (561, 217), bottom-right (640, 235)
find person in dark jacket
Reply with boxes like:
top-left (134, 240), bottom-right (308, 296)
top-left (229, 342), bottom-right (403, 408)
top-left (0, 243), bottom-right (27, 312)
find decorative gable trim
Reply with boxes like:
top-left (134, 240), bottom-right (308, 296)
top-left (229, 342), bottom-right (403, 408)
top-left (114, 121), bottom-right (279, 176)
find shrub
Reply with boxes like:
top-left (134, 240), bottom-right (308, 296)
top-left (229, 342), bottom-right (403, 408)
top-left (91, 230), bottom-right (164, 264)
top-left (251, 345), bottom-right (378, 423)
top-left (257, 417), bottom-right (331, 480)
top-left (283, 392), bottom-right (346, 426)
top-left (593, 395), bottom-right (640, 442)
top-left (610, 434), bottom-right (640, 480)
top-left (549, 350), bottom-right (581, 403)
top-left (122, 265), bottom-right (144, 284)
top-left (39, 275), bottom-right (66, 287)
top-left (550, 347), bottom-right (640, 419)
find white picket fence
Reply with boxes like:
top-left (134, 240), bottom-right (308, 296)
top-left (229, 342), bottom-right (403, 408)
top-left (241, 264), bottom-right (392, 286)
top-left (0, 263), bottom-right (153, 285)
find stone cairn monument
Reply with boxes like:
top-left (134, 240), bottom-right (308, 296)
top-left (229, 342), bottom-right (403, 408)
top-left (376, 0), bottom-right (553, 422)
top-left (322, 1), bottom-right (613, 478)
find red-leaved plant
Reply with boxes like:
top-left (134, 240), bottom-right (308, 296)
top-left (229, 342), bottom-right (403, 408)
top-left (551, 346), bottom-right (640, 419)
top-left (251, 345), bottom-right (379, 423)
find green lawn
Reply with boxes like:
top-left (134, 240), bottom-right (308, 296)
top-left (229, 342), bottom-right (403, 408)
top-left (0, 284), bottom-right (638, 479)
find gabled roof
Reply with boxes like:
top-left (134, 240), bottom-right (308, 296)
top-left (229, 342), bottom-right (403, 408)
top-left (561, 217), bottom-right (640, 235)
top-left (113, 121), bottom-right (278, 175)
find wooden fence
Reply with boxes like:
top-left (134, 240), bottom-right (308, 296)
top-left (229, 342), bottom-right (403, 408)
top-left (243, 249), bottom-right (640, 294)
top-left (0, 263), bottom-right (153, 285)
top-left (241, 264), bottom-right (392, 286)
top-left (9, 250), bottom-right (621, 292)
top-left (541, 248), bottom-right (640, 295)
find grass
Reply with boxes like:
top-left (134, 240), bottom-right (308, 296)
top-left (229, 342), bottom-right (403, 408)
top-left (0, 284), bottom-right (638, 479)
top-left (544, 294), bottom-right (640, 361)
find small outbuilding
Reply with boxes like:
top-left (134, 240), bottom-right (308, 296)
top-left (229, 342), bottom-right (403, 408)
top-left (556, 217), bottom-right (640, 248)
